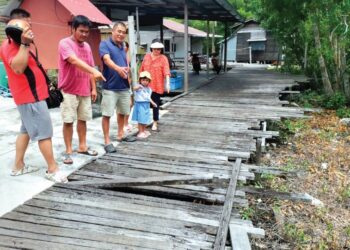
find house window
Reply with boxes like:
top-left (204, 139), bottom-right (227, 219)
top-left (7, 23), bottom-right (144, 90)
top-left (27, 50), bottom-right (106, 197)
top-left (172, 43), bottom-right (177, 52)
top-left (250, 41), bottom-right (265, 51)
top-left (250, 31), bottom-right (266, 41)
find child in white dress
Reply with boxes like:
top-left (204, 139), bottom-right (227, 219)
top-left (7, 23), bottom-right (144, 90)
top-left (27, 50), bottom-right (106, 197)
top-left (132, 71), bottom-right (157, 139)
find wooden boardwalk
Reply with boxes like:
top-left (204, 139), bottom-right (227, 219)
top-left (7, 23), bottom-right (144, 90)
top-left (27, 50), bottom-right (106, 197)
top-left (0, 67), bottom-right (306, 249)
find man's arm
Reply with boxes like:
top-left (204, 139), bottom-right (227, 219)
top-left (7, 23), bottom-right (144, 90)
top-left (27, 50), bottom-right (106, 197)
top-left (102, 54), bottom-right (128, 79)
top-left (10, 26), bottom-right (33, 74)
top-left (10, 45), bottom-right (30, 74)
top-left (90, 76), bottom-right (97, 102)
top-left (67, 55), bottom-right (105, 81)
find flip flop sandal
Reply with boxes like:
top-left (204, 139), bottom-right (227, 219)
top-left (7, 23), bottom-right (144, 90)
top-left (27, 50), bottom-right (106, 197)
top-left (63, 153), bottom-right (73, 165)
top-left (117, 136), bottom-right (137, 142)
top-left (77, 149), bottom-right (98, 156)
top-left (45, 170), bottom-right (68, 183)
top-left (151, 124), bottom-right (158, 131)
top-left (11, 164), bottom-right (39, 176)
top-left (137, 132), bottom-right (148, 140)
top-left (104, 143), bottom-right (117, 153)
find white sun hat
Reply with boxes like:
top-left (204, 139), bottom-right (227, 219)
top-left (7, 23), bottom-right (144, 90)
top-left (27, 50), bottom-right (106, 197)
top-left (139, 71), bottom-right (152, 81)
top-left (150, 41), bottom-right (164, 49)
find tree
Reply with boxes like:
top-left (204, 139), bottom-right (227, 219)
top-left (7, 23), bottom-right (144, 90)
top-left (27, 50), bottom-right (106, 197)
top-left (257, 0), bottom-right (350, 98)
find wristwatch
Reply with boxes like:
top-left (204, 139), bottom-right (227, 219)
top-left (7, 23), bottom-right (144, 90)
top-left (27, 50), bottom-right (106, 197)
top-left (20, 43), bottom-right (30, 47)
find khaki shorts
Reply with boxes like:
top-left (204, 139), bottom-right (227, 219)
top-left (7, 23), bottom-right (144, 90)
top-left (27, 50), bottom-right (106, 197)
top-left (101, 89), bottom-right (131, 117)
top-left (61, 92), bottom-right (92, 123)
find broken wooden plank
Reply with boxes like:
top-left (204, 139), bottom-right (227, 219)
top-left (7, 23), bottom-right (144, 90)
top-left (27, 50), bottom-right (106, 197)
top-left (69, 174), bottom-right (223, 187)
top-left (230, 219), bottom-right (265, 238)
top-left (240, 187), bottom-right (324, 206)
top-left (279, 90), bottom-right (300, 94)
top-left (214, 158), bottom-right (242, 250)
top-left (229, 226), bottom-right (251, 250)
top-left (245, 164), bottom-right (301, 177)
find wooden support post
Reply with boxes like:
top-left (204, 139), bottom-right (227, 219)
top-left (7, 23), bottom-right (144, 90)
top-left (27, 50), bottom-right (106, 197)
top-left (255, 138), bottom-right (262, 165)
top-left (261, 121), bottom-right (267, 151)
top-left (214, 158), bottom-right (242, 250)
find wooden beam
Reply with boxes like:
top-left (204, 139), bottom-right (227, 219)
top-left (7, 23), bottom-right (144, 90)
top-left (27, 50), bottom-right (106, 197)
top-left (245, 164), bottom-right (301, 177)
top-left (229, 226), bottom-right (251, 250)
top-left (214, 158), bottom-right (242, 250)
top-left (240, 187), bottom-right (323, 206)
top-left (69, 174), bottom-right (224, 187)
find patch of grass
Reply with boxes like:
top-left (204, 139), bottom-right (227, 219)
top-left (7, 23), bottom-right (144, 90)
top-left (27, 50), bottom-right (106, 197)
top-left (275, 183), bottom-right (289, 192)
top-left (282, 119), bottom-right (308, 134)
top-left (320, 183), bottom-right (329, 194)
top-left (345, 226), bottom-right (350, 237)
top-left (339, 185), bottom-right (350, 201)
top-left (317, 240), bottom-right (328, 250)
top-left (318, 130), bottom-right (336, 141)
top-left (272, 201), bottom-right (281, 214)
top-left (254, 181), bottom-right (263, 189)
top-left (260, 173), bottom-right (275, 181)
top-left (282, 158), bottom-right (298, 171)
top-left (268, 119), bottom-right (309, 143)
top-left (315, 207), bottom-right (329, 219)
top-left (284, 223), bottom-right (311, 245)
top-left (240, 207), bottom-right (255, 220)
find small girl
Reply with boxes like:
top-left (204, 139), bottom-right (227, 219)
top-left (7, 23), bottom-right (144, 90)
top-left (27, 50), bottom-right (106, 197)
top-left (132, 71), bottom-right (157, 139)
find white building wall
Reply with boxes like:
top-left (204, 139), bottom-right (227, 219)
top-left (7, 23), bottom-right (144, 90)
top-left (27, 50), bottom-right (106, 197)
top-left (173, 35), bottom-right (192, 59)
top-left (220, 36), bottom-right (237, 62)
top-left (139, 30), bottom-right (175, 53)
top-left (140, 30), bottom-right (197, 59)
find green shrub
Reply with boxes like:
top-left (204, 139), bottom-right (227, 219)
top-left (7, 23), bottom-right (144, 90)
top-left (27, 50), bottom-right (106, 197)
top-left (323, 92), bottom-right (346, 109)
top-left (294, 89), bottom-right (324, 108)
top-left (336, 107), bottom-right (350, 118)
top-left (281, 119), bottom-right (308, 134)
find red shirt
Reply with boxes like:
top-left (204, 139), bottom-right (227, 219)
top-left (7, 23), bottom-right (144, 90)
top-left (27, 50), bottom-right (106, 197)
top-left (0, 40), bottom-right (48, 105)
top-left (140, 53), bottom-right (170, 94)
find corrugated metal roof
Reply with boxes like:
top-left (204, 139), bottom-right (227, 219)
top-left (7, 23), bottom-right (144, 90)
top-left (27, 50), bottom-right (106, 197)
top-left (163, 19), bottom-right (221, 37)
top-left (58, 0), bottom-right (112, 25)
top-left (91, 0), bottom-right (243, 23)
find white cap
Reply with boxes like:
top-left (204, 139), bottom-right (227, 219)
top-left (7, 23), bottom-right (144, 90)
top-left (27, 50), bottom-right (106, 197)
top-left (150, 42), bottom-right (164, 49)
top-left (139, 71), bottom-right (152, 81)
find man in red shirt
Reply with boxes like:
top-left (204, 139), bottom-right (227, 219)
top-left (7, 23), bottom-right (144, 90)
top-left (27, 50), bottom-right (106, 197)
top-left (0, 9), bottom-right (67, 183)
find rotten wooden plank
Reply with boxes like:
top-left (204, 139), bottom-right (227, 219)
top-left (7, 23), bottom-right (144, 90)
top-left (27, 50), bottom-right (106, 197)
top-left (69, 173), bottom-right (223, 187)
top-left (214, 158), bottom-right (242, 250)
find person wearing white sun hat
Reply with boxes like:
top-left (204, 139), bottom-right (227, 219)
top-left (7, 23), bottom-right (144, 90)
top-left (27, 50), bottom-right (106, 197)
top-left (140, 39), bottom-right (170, 131)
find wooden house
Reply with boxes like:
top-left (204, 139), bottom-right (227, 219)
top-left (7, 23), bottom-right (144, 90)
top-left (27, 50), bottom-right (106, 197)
top-left (219, 20), bottom-right (280, 64)
top-left (140, 19), bottom-right (219, 60)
